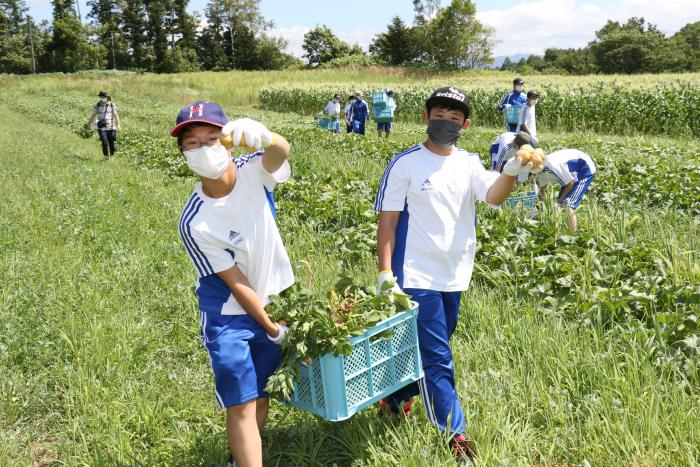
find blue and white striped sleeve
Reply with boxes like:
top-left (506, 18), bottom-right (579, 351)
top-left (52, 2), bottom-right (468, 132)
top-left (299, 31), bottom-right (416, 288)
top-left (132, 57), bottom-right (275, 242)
top-left (548, 162), bottom-right (574, 186)
top-left (497, 143), bottom-right (513, 167)
top-left (374, 154), bottom-right (410, 211)
top-left (178, 197), bottom-right (235, 277)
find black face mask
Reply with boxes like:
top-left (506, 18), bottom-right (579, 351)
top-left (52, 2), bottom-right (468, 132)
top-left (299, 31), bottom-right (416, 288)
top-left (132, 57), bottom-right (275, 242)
top-left (427, 119), bottom-right (463, 148)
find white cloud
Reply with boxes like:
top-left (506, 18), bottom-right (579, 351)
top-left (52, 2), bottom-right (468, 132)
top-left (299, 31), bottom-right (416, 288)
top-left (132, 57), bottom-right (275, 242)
top-left (477, 0), bottom-right (700, 57)
top-left (269, 25), bottom-right (379, 58)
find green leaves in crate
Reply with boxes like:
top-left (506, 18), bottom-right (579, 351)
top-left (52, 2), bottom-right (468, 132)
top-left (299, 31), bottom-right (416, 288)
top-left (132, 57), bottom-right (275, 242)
top-left (264, 273), bottom-right (412, 401)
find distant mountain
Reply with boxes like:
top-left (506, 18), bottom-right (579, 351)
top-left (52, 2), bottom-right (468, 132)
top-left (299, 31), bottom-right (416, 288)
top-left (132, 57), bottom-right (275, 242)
top-left (489, 53), bottom-right (534, 69)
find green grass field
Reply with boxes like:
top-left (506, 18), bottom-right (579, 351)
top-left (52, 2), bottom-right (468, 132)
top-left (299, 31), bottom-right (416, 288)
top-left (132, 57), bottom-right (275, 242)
top-left (0, 70), bottom-right (698, 466)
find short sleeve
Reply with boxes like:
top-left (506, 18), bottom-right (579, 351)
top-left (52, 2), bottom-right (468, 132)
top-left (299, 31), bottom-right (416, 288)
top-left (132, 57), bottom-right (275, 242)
top-left (470, 159), bottom-right (500, 202)
top-left (375, 156), bottom-right (409, 211)
top-left (547, 161), bottom-right (574, 185)
top-left (111, 103), bottom-right (118, 112)
top-left (182, 225), bottom-right (236, 277)
top-left (518, 106), bottom-right (529, 126)
top-left (237, 151), bottom-right (290, 191)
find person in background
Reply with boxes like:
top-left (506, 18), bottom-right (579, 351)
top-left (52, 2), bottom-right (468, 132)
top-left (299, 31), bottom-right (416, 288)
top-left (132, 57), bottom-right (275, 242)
top-left (374, 86), bottom-right (540, 463)
top-left (377, 88), bottom-right (397, 139)
top-left (497, 78), bottom-right (527, 132)
top-left (489, 130), bottom-right (532, 172)
top-left (351, 91), bottom-right (370, 136)
top-left (322, 94), bottom-right (341, 133)
top-left (342, 94), bottom-right (356, 134)
top-left (536, 148), bottom-right (596, 231)
top-left (516, 90), bottom-right (540, 147)
top-left (85, 91), bottom-right (122, 160)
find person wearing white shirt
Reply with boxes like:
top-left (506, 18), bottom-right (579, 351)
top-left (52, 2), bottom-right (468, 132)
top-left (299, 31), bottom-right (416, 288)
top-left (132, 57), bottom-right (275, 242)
top-left (171, 101), bottom-right (294, 467)
top-left (374, 86), bottom-right (540, 462)
top-left (516, 90), bottom-right (539, 147)
top-left (536, 148), bottom-right (596, 231)
top-left (323, 94), bottom-right (341, 132)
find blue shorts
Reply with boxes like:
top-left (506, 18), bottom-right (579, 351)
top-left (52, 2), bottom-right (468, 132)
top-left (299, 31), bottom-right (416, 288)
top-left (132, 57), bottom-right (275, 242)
top-left (199, 311), bottom-right (281, 408)
top-left (559, 174), bottom-right (595, 209)
top-left (489, 143), bottom-right (500, 170)
top-left (377, 122), bottom-right (392, 132)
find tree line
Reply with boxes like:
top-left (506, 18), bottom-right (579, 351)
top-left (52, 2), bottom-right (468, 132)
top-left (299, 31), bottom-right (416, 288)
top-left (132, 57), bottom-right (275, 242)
top-left (500, 17), bottom-right (699, 75)
top-left (1, 0), bottom-right (697, 75)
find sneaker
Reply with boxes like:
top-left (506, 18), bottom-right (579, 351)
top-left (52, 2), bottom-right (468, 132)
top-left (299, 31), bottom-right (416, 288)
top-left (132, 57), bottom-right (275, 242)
top-left (377, 398), bottom-right (414, 418)
top-left (449, 433), bottom-right (476, 463)
top-left (226, 454), bottom-right (237, 467)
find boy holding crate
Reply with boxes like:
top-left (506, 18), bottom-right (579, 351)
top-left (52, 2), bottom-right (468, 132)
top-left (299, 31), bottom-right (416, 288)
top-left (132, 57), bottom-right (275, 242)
top-left (374, 87), bottom-right (541, 462)
top-left (377, 89), bottom-right (397, 139)
top-left (171, 101), bottom-right (294, 467)
top-left (498, 78), bottom-right (527, 132)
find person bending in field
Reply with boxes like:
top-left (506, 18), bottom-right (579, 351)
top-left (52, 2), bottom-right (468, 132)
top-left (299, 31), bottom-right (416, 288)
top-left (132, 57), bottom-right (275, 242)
top-left (171, 101), bottom-right (294, 467)
top-left (374, 87), bottom-right (541, 463)
top-left (489, 130), bottom-right (532, 172)
top-left (536, 148), bottom-right (596, 231)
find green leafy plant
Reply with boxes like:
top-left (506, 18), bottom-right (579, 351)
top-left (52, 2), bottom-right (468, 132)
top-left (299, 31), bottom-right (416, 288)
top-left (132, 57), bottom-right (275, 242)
top-left (264, 274), bottom-right (412, 400)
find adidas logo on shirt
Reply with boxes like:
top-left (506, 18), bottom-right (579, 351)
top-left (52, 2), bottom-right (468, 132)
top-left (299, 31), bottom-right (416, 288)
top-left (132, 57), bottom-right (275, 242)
top-left (421, 178), bottom-right (434, 192)
top-left (228, 230), bottom-right (243, 246)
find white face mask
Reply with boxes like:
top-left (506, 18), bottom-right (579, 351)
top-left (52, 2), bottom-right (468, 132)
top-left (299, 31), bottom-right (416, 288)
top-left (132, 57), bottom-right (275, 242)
top-left (100, 97), bottom-right (108, 103)
top-left (531, 99), bottom-right (539, 105)
top-left (184, 144), bottom-right (230, 179)
top-left (515, 85), bottom-right (523, 92)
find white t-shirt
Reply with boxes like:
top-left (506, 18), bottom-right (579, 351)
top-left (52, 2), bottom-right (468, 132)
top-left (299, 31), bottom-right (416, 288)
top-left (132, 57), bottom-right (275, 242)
top-left (538, 149), bottom-right (596, 187)
top-left (178, 153), bottom-right (295, 315)
top-left (374, 144), bottom-right (500, 292)
top-left (516, 104), bottom-right (536, 137)
top-left (324, 101), bottom-right (340, 117)
top-left (490, 132), bottom-right (516, 168)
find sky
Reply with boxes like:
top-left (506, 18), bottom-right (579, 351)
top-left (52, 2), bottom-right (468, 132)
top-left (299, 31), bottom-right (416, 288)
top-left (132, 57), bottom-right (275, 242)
top-left (26, 0), bottom-right (700, 58)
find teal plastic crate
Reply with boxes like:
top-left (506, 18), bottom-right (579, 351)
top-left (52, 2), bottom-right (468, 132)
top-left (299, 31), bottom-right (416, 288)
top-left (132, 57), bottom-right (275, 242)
top-left (317, 117), bottom-right (340, 131)
top-left (505, 104), bottom-right (524, 125)
top-left (505, 191), bottom-right (538, 208)
top-left (286, 304), bottom-right (422, 421)
top-left (372, 92), bottom-right (389, 108)
top-left (374, 107), bottom-right (394, 123)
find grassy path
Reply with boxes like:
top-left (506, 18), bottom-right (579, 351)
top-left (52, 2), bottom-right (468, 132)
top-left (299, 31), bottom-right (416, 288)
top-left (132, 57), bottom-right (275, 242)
top-left (1, 99), bottom-right (698, 465)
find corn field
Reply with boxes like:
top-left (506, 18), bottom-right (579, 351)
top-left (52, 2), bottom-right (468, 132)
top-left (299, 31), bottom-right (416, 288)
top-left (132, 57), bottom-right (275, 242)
top-left (260, 83), bottom-right (700, 137)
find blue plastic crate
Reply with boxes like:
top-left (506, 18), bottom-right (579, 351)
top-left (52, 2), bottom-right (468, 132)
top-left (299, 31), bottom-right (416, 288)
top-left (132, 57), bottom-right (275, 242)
top-left (285, 304), bottom-right (422, 421)
top-left (317, 117), bottom-right (340, 131)
top-left (372, 92), bottom-right (389, 108)
top-left (374, 107), bottom-right (394, 123)
top-left (505, 104), bottom-right (524, 125)
top-left (505, 191), bottom-right (538, 208)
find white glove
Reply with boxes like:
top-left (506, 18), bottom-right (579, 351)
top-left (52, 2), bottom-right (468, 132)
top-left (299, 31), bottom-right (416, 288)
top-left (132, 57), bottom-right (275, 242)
top-left (267, 324), bottom-right (288, 345)
top-left (377, 271), bottom-right (402, 296)
top-left (221, 118), bottom-right (274, 150)
top-left (502, 156), bottom-right (534, 177)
